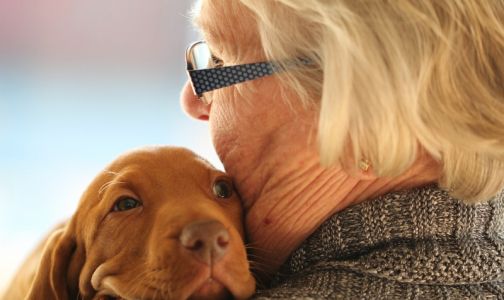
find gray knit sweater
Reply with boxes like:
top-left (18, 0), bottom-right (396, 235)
top-left (253, 185), bottom-right (504, 299)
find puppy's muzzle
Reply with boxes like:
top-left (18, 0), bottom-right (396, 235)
top-left (180, 220), bottom-right (230, 265)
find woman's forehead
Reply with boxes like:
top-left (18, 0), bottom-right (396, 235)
top-left (192, 0), bottom-right (258, 51)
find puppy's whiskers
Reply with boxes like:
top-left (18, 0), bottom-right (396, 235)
top-left (245, 244), bottom-right (274, 255)
top-left (122, 268), bottom-right (150, 299)
top-left (248, 259), bottom-right (277, 275)
top-left (122, 265), bottom-right (178, 300)
top-left (250, 267), bottom-right (277, 290)
top-left (244, 241), bottom-right (261, 247)
top-left (159, 278), bottom-right (175, 300)
top-left (152, 267), bottom-right (175, 300)
top-left (246, 252), bottom-right (277, 262)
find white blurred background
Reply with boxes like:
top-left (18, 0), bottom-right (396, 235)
top-left (0, 0), bottom-right (220, 293)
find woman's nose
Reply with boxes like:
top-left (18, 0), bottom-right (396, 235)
top-left (180, 80), bottom-right (211, 121)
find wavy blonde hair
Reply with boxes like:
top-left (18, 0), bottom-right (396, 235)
top-left (237, 0), bottom-right (504, 203)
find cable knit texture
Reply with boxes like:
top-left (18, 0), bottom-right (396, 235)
top-left (253, 185), bottom-right (504, 299)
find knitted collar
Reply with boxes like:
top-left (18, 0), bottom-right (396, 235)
top-left (275, 185), bottom-right (504, 286)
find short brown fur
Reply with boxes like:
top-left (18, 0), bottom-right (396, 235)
top-left (1, 146), bottom-right (255, 300)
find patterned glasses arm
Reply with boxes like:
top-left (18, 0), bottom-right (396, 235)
top-left (188, 61), bottom-right (282, 96)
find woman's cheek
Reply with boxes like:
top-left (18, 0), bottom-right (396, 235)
top-left (208, 90), bottom-right (240, 156)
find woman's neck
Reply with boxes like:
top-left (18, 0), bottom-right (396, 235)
top-left (241, 151), bottom-right (440, 285)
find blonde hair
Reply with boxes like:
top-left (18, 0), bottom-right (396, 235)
top-left (238, 0), bottom-right (504, 203)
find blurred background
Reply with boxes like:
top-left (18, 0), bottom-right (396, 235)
top-left (0, 0), bottom-right (220, 292)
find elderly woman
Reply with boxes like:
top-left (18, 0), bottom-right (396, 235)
top-left (181, 0), bottom-right (504, 298)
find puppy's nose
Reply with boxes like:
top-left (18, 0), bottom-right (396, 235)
top-left (180, 220), bottom-right (230, 265)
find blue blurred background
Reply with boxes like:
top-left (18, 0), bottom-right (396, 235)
top-left (0, 0), bottom-right (221, 291)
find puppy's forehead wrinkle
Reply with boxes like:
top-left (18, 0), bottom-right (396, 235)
top-left (98, 180), bottom-right (125, 195)
top-left (102, 169), bottom-right (118, 176)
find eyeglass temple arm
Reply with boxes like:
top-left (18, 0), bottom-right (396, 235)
top-left (188, 61), bottom-right (283, 95)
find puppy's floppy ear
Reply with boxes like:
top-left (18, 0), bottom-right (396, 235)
top-left (24, 225), bottom-right (77, 300)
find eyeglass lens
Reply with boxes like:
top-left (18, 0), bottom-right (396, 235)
top-left (190, 43), bottom-right (213, 70)
top-left (188, 42), bottom-right (214, 104)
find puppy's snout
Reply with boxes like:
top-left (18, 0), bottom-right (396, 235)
top-left (180, 220), bottom-right (230, 265)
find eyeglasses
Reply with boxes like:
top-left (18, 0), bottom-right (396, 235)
top-left (185, 40), bottom-right (309, 105)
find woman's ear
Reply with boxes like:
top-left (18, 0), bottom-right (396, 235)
top-left (25, 226), bottom-right (77, 300)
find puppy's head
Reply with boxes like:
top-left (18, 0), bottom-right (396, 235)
top-left (54, 146), bottom-right (255, 300)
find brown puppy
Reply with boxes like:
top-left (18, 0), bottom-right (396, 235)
top-left (1, 146), bottom-right (255, 300)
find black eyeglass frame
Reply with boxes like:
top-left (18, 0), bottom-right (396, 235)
top-left (186, 40), bottom-right (309, 105)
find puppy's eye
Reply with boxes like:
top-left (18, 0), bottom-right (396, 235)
top-left (114, 197), bottom-right (141, 211)
top-left (213, 180), bottom-right (233, 198)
